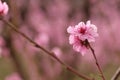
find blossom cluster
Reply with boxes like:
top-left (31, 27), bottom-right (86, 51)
top-left (0, 0), bottom-right (8, 16)
top-left (67, 21), bottom-right (98, 55)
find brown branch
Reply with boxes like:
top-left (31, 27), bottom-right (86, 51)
top-left (1, 18), bottom-right (94, 80)
top-left (111, 67), bottom-right (120, 80)
top-left (86, 40), bottom-right (106, 80)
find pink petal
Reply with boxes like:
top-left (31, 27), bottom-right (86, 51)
top-left (73, 43), bottom-right (88, 56)
top-left (0, 1), bottom-right (3, 12)
top-left (86, 20), bottom-right (91, 27)
top-left (67, 26), bottom-right (75, 34)
top-left (78, 22), bottom-right (85, 27)
top-left (78, 34), bottom-right (87, 41)
top-left (80, 46), bottom-right (88, 56)
top-left (91, 24), bottom-right (97, 32)
top-left (87, 36), bottom-right (95, 42)
top-left (73, 44), bottom-right (82, 52)
top-left (87, 26), bottom-right (98, 37)
top-left (3, 2), bottom-right (9, 15)
top-left (69, 35), bottom-right (76, 44)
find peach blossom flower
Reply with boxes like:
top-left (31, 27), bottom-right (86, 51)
top-left (67, 20), bottom-right (98, 55)
top-left (0, 0), bottom-right (9, 15)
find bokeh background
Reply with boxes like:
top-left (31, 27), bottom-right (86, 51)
top-left (0, 0), bottom-right (120, 80)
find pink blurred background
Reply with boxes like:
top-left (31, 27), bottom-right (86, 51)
top-left (0, 0), bottom-right (120, 80)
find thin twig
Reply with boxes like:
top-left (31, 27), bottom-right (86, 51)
top-left (111, 67), bottom-right (120, 80)
top-left (87, 40), bottom-right (105, 80)
top-left (1, 18), bottom-right (93, 80)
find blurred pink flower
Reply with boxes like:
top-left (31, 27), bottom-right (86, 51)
top-left (67, 20), bottom-right (98, 55)
top-left (0, 47), bottom-right (1, 57)
top-left (35, 33), bottom-right (49, 47)
top-left (5, 73), bottom-right (22, 80)
top-left (0, 36), bottom-right (5, 57)
top-left (0, 0), bottom-right (9, 15)
top-left (52, 47), bottom-right (62, 58)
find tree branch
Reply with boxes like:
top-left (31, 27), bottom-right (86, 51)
top-left (111, 67), bottom-right (120, 80)
top-left (1, 18), bottom-right (93, 80)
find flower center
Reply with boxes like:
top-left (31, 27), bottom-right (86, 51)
top-left (79, 27), bottom-right (86, 34)
top-left (0, 10), bottom-right (3, 14)
top-left (76, 36), bottom-right (89, 48)
top-left (81, 39), bottom-right (89, 48)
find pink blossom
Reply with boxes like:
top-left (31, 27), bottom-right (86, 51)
top-left (0, 47), bottom-right (1, 57)
top-left (67, 20), bottom-right (98, 55)
top-left (5, 73), bottom-right (22, 80)
top-left (35, 33), bottom-right (49, 47)
top-left (52, 47), bottom-right (62, 58)
top-left (0, 0), bottom-right (9, 15)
